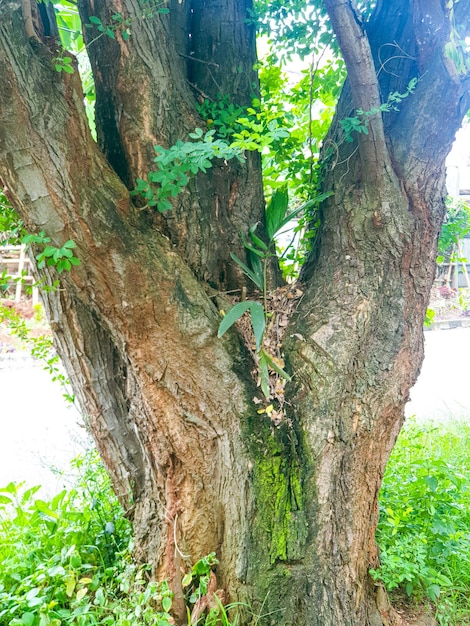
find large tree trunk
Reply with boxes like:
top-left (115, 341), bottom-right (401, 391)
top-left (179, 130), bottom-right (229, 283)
top-left (0, 0), bottom-right (469, 624)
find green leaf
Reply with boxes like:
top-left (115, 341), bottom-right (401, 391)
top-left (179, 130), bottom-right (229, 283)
top-left (230, 253), bottom-right (263, 290)
top-left (275, 192), bottom-right (333, 235)
top-left (218, 300), bottom-right (264, 351)
top-left (248, 224), bottom-right (268, 251)
top-left (242, 242), bottom-right (265, 258)
top-left (259, 349), bottom-right (290, 381)
top-left (218, 301), bottom-right (254, 339)
top-left (424, 476), bottom-right (439, 492)
top-left (162, 595), bottom-right (172, 612)
top-left (266, 185), bottom-right (289, 240)
top-left (258, 351), bottom-right (270, 399)
top-left (88, 15), bottom-right (102, 25)
top-left (249, 301), bottom-right (265, 352)
top-left (21, 613), bottom-right (35, 626)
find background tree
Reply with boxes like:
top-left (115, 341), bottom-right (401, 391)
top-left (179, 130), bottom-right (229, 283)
top-left (0, 0), bottom-right (469, 624)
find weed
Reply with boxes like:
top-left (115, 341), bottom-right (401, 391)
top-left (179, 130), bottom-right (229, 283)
top-left (372, 418), bottom-right (470, 624)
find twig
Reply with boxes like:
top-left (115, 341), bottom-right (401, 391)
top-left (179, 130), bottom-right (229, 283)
top-left (174, 513), bottom-right (191, 559)
top-left (185, 80), bottom-right (213, 101)
top-left (178, 52), bottom-right (219, 68)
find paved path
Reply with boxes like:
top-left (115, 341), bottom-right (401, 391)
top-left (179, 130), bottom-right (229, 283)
top-left (0, 327), bottom-right (469, 494)
top-left (406, 327), bottom-right (470, 421)
top-left (0, 359), bottom-right (89, 495)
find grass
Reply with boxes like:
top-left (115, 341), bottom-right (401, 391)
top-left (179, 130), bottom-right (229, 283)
top-left (373, 418), bottom-right (470, 625)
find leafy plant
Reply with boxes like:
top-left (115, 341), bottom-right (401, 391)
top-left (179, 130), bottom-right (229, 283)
top-left (132, 130), bottom-right (244, 212)
top-left (218, 186), bottom-right (330, 398)
top-left (0, 453), bottom-right (245, 626)
top-left (437, 198), bottom-right (470, 262)
top-left (341, 78), bottom-right (418, 142)
top-left (0, 192), bottom-right (24, 245)
top-left (22, 232), bottom-right (81, 274)
top-left (53, 55), bottom-right (74, 74)
top-left (86, 14), bottom-right (132, 42)
top-left (372, 419), bottom-right (470, 624)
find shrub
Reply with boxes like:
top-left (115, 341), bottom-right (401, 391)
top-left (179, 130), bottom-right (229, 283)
top-left (0, 449), bottom-right (174, 626)
top-left (372, 419), bottom-right (470, 624)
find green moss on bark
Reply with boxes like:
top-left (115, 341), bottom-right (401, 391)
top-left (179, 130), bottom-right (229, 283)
top-left (249, 418), bottom-right (308, 565)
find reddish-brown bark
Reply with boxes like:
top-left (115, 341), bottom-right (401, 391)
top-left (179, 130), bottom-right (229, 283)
top-left (0, 1), bottom-right (469, 623)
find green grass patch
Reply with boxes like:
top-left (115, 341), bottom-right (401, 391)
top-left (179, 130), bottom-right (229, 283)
top-left (0, 450), bottom-right (247, 626)
top-left (0, 450), bottom-right (176, 625)
top-left (372, 418), bottom-right (470, 625)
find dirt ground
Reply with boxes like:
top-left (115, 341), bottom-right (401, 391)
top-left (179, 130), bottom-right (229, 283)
top-left (0, 298), bottom-right (51, 354)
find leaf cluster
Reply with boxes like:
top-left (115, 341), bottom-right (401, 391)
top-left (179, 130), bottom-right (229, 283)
top-left (0, 193), bottom-right (24, 245)
top-left (437, 198), bottom-right (470, 262)
top-left (132, 130), bottom-right (244, 212)
top-left (22, 233), bottom-right (80, 274)
top-left (0, 452), bottom-right (245, 626)
top-left (372, 419), bottom-right (470, 623)
top-left (340, 78), bottom-right (418, 142)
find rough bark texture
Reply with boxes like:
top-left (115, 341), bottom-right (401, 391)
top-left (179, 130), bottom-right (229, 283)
top-left (0, 0), bottom-right (469, 624)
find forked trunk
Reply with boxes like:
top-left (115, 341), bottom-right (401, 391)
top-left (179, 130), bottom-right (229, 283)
top-left (0, 0), bottom-right (469, 624)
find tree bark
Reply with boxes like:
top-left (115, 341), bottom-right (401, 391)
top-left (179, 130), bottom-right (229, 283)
top-left (0, 1), bottom-right (469, 624)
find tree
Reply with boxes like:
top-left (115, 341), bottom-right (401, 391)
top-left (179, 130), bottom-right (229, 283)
top-left (0, 0), bottom-right (469, 623)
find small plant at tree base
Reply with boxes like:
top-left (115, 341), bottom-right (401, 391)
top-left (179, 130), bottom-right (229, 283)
top-left (218, 185), bottom-right (330, 399)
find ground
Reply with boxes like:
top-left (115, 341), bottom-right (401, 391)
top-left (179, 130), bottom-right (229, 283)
top-left (429, 286), bottom-right (470, 326)
top-left (0, 298), bottom-right (51, 354)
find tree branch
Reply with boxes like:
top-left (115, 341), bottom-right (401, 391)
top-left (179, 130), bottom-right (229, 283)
top-left (323, 0), bottom-right (389, 183)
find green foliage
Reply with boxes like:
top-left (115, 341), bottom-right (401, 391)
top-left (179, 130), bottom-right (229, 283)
top-left (182, 553), bottom-right (219, 604)
top-left (0, 193), bottom-right (23, 245)
top-left (341, 79), bottom-right (418, 142)
top-left (132, 130), bottom-right (244, 212)
top-left (437, 198), bottom-right (470, 262)
top-left (218, 301), bottom-right (265, 352)
top-left (22, 232), bottom-right (80, 274)
top-left (251, 1), bottom-right (334, 63)
top-left (195, 97), bottom-right (247, 141)
top-left (372, 419), bottom-right (470, 624)
top-left (424, 308), bottom-right (436, 328)
top-left (53, 55), bottom-right (74, 74)
top-left (0, 450), bottom-right (166, 626)
top-left (444, 1), bottom-right (470, 76)
top-left (86, 14), bottom-right (132, 42)
top-left (85, 2), bottom-right (169, 44)
top-left (0, 452), bottom-right (244, 626)
top-left (218, 187), bottom-right (329, 397)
